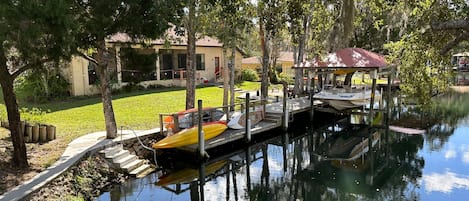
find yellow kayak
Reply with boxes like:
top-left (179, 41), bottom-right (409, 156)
top-left (153, 121), bottom-right (227, 149)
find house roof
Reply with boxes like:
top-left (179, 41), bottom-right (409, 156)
top-left (107, 32), bottom-right (223, 47)
top-left (295, 48), bottom-right (388, 70)
top-left (277, 51), bottom-right (294, 62)
top-left (242, 51), bottom-right (294, 65)
top-left (242, 56), bottom-right (261, 64)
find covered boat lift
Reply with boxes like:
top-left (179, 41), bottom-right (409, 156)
top-left (292, 48), bottom-right (397, 124)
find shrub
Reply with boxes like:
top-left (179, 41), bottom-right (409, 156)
top-left (278, 72), bottom-right (293, 84)
top-left (241, 69), bottom-right (259, 81)
top-left (16, 67), bottom-right (71, 102)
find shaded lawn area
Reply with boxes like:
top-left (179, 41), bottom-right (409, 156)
top-left (0, 82), bottom-right (263, 165)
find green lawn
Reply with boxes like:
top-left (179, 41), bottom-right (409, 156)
top-left (0, 82), bottom-right (263, 143)
top-left (0, 82), bottom-right (263, 167)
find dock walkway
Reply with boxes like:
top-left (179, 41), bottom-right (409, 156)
top-left (178, 96), bottom-right (323, 153)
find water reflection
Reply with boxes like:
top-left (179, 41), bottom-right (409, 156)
top-left (98, 92), bottom-right (469, 201)
top-left (99, 122), bottom-right (425, 200)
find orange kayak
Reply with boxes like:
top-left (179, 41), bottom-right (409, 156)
top-left (153, 121), bottom-right (227, 149)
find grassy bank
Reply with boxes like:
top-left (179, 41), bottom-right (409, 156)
top-left (0, 82), bottom-right (261, 167)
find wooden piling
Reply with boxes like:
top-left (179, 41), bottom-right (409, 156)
top-left (159, 114), bottom-right (164, 136)
top-left (282, 82), bottom-right (288, 131)
top-left (173, 113), bottom-right (179, 133)
top-left (197, 100), bottom-right (205, 158)
top-left (368, 70), bottom-right (377, 126)
top-left (245, 93), bottom-right (251, 142)
top-left (386, 68), bottom-right (393, 126)
top-left (310, 71), bottom-right (316, 121)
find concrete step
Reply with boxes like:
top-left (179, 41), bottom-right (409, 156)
top-left (108, 150), bottom-right (130, 161)
top-left (113, 154), bottom-right (137, 167)
top-left (130, 164), bottom-right (156, 178)
top-left (121, 159), bottom-right (144, 173)
top-left (100, 145), bottom-right (122, 158)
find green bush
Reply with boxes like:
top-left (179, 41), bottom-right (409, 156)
top-left (278, 72), bottom-right (293, 84)
top-left (241, 69), bottom-right (259, 81)
top-left (16, 68), bottom-right (70, 102)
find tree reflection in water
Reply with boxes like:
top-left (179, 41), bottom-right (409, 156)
top-left (99, 92), bottom-right (469, 201)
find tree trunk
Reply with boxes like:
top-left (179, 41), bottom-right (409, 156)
top-left (222, 48), bottom-right (229, 108)
top-left (0, 52), bottom-right (29, 168)
top-left (294, 5), bottom-right (313, 96)
top-left (96, 41), bottom-right (117, 139)
top-left (229, 47), bottom-right (236, 111)
top-left (186, 0), bottom-right (196, 110)
top-left (260, 17), bottom-right (269, 100)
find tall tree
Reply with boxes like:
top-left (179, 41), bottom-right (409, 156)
top-left (258, 0), bottom-right (287, 100)
top-left (0, 0), bottom-right (76, 167)
top-left (73, 0), bottom-right (185, 137)
top-left (185, 0), bottom-right (197, 110)
top-left (287, 0), bottom-right (314, 95)
top-left (205, 0), bottom-right (254, 110)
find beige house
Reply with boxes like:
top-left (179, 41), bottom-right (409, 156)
top-left (64, 32), bottom-right (243, 96)
top-left (241, 51), bottom-right (295, 76)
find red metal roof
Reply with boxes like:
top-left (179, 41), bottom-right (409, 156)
top-left (310, 48), bottom-right (387, 68)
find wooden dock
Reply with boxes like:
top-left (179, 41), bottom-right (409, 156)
top-left (177, 96), bottom-right (323, 153)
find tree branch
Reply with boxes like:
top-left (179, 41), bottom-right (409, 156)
top-left (11, 58), bottom-right (49, 79)
top-left (432, 19), bottom-right (469, 31)
top-left (77, 51), bottom-right (98, 65)
top-left (439, 31), bottom-right (469, 55)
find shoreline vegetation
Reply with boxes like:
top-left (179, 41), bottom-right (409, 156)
top-left (0, 82), bottom-right (261, 197)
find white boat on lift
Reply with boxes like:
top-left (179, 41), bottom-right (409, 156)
top-left (313, 87), bottom-right (380, 110)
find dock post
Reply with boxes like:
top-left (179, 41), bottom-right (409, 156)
top-left (159, 114), bottom-right (164, 136)
top-left (197, 100), bottom-right (205, 158)
top-left (282, 82), bottom-right (289, 131)
top-left (198, 162), bottom-right (206, 200)
top-left (173, 113), bottom-right (179, 134)
top-left (245, 93), bottom-right (251, 142)
top-left (386, 68), bottom-right (393, 127)
top-left (379, 87), bottom-right (383, 110)
top-left (368, 70), bottom-right (377, 126)
top-left (245, 147), bottom-right (252, 191)
top-left (310, 71), bottom-right (316, 122)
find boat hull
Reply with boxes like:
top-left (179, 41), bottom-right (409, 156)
top-left (153, 121), bottom-right (227, 149)
top-left (227, 110), bottom-right (264, 129)
top-left (314, 89), bottom-right (380, 110)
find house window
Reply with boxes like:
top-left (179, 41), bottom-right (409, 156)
top-left (160, 54), bottom-right (173, 80)
top-left (88, 62), bottom-right (98, 85)
top-left (177, 53), bottom-right (205, 70)
top-left (120, 48), bottom-right (157, 83)
top-left (196, 54), bottom-right (205, 70)
top-left (177, 54), bottom-right (186, 69)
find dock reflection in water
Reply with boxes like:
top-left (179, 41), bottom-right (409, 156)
top-left (98, 117), bottom-right (430, 201)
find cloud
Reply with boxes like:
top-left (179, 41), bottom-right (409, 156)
top-left (444, 148), bottom-right (457, 159)
top-left (423, 171), bottom-right (469, 193)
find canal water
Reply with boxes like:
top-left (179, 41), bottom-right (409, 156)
top-left (97, 92), bottom-right (469, 201)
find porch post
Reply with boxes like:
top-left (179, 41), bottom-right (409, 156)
top-left (115, 46), bottom-right (122, 85)
top-left (155, 48), bottom-right (160, 81)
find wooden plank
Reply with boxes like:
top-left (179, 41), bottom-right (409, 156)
top-left (178, 120), bottom-right (281, 152)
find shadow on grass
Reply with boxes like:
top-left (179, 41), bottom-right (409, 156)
top-left (0, 86), bottom-right (190, 113)
top-left (1, 84), bottom-right (226, 113)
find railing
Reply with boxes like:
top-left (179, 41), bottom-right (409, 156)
top-left (159, 69), bottom-right (205, 81)
top-left (119, 126), bottom-right (158, 167)
top-left (159, 97), bottom-right (268, 136)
